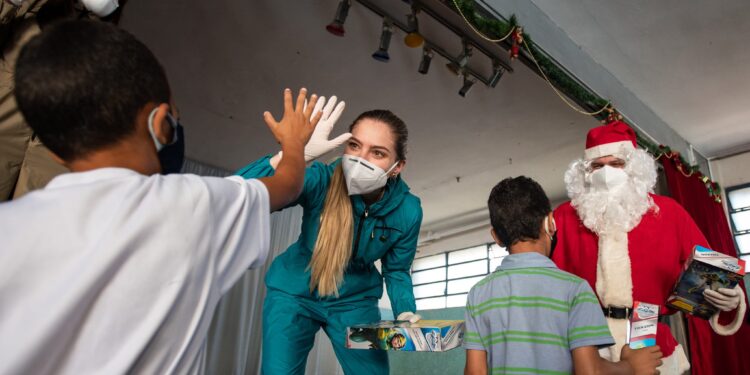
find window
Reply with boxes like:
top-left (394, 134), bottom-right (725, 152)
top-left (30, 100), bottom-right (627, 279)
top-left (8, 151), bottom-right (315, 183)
top-left (412, 243), bottom-right (509, 310)
top-left (727, 183), bottom-right (750, 268)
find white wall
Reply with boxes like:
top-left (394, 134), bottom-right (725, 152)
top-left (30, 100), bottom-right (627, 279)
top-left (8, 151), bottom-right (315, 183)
top-left (710, 150), bottom-right (750, 226)
top-left (711, 151), bottom-right (750, 191)
top-left (417, 225), bottom-right (492, 258)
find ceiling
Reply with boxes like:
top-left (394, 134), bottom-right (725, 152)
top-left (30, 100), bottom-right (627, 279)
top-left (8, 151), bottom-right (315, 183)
top-left (119, 0), bottom-right (747, 236)
top-left (484, 0), bottom-right (750, 158)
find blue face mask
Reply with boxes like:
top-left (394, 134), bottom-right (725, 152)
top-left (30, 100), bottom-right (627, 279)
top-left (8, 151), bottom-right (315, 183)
top-left (148, 107), bottom-right (185, 174)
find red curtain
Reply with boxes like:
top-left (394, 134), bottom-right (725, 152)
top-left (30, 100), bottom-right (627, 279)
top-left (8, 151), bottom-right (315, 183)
top-left (661, 156), bottom-right (750, 375)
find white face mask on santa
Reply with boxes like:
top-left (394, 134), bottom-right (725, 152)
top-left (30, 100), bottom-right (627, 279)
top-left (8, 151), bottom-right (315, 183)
top-left (588, 165), bottom-right (629, 192)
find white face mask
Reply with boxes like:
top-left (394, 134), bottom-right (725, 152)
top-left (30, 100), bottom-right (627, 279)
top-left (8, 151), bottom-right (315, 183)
top-left (80, 0), bottom-right (119, 17)
top-left (588, 165), bottom-right (629, 192)
top-left (341, 155), bottom-right (398, 196)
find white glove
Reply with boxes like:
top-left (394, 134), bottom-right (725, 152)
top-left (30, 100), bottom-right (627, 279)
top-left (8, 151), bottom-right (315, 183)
top-left (302, 95), bottom-right (350, 162)
top-left (704, 285), bottom-right (742, 312)
top-left (396, 311), bottom-right (422, 323)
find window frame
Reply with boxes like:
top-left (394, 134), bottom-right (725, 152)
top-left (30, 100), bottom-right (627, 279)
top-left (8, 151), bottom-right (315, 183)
top-left (412, 243), bottom-right (508, 310)
top-left (726, 182), bottom-right (750, 259)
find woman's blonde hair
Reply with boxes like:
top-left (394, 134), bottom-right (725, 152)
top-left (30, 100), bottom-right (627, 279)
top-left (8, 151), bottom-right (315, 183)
top-left (308, 164), bottom-right (353, 296)
top-left (308, 110), bottom-right (409, 297)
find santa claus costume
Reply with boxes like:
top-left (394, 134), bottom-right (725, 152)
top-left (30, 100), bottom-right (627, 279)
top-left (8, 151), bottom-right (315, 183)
top-left (552, 121), bottom-right (746, 374)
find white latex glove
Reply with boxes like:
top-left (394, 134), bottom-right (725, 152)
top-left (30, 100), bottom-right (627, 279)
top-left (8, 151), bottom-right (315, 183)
top-left (704, 285), bottom-right (741, 312)
top-left (302, 95), bottom-right (350, 162)
top-left (396, 311), bottom-right (422, 323)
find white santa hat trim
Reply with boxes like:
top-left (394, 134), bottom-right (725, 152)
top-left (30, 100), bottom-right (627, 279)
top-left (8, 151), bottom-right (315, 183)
top-left (585, 140), bottom-right (635, 161)
top-left (709, 286), bottom-right (747, 336)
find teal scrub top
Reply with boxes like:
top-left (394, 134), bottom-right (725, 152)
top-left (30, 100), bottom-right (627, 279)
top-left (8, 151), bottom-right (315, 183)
top-left (235, 155), bottom-right (423, 316)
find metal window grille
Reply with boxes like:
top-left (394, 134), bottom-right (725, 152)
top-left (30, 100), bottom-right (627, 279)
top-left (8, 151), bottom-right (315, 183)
top-left (412, 243), bottom-right (508, 310)
top-left (726, 183), bottom-right (750, 265)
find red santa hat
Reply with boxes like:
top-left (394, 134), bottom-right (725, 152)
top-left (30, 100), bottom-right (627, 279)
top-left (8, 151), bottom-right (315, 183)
top-left (584, 120), bottom-right (637, 160)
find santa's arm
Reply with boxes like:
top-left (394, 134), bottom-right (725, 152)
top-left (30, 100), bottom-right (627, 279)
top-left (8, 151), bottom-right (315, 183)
top-left (677, 203), bottom-right (747, 335)
top-left (707, 283), bottom-right (747, 336)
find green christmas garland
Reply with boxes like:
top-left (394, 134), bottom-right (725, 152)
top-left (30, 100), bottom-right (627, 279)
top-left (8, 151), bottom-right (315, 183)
top-left (449, 0), bottom-right (722, 201)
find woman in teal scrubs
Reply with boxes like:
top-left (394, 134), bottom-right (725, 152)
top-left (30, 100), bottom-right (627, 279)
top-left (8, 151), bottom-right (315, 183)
top-left (236, 98), bottom-right (423, 374)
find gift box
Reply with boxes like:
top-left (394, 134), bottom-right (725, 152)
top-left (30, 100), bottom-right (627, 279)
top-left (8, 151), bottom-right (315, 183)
top-left (627, 301), bottom-right (659, 349)
top-left (666, 245), bottom-right (746, 319)
top-left (346, 320), bottom-right (464, 352)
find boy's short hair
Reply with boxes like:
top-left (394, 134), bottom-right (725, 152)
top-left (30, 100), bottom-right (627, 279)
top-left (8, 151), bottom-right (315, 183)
top-left (487, 176), bottom-right (551, 247)
top-left (14, 20), bottom-right (170, 161)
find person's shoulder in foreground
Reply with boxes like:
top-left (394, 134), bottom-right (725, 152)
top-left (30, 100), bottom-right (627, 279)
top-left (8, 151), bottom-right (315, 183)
top-left (463, 176), bottom-right (663, 375)
top-left (0, 19), bottom-right (319, 374)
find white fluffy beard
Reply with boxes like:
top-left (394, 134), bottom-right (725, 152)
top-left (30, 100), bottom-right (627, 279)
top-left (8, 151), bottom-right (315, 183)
top-left (564, 148), bottom-right (658, 235)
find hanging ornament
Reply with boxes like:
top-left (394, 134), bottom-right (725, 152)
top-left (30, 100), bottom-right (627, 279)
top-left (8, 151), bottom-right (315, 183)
top-left (510, 26), bottom-right (523, 59)
top-left (600, 106), bottom-right (623, 124)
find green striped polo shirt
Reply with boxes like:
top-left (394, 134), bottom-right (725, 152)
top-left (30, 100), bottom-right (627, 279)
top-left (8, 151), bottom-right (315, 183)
top-left (464, 252), bottom-right (614, 375)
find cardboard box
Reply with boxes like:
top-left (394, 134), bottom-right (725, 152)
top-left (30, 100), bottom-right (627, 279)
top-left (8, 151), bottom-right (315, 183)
top-left (346, 320), bottom-right (464, 352)
top-left (627, 301), bottom-right (659, 349)
top-left (666, 245), bottom-right (746, 319)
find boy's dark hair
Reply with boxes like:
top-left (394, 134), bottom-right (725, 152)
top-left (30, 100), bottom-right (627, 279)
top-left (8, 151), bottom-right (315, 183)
top-left (487, 176), bottom-right (551, 247)
top-left (14, 20), bottom-right (170, 161)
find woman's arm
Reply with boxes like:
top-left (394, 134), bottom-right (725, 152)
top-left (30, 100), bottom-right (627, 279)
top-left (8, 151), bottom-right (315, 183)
top-left (381, 202), bottom-right (423, 317)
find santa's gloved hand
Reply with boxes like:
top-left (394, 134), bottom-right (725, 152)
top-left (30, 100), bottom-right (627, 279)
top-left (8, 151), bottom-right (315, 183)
top-left (704, 285), bottom-right (742, 312)
top-left (397, 311), bottom-right (422, 323)
top-left (302, 95), bottom-right (349, 162)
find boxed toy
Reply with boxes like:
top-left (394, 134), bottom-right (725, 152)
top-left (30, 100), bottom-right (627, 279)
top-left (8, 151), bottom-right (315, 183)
top-left (627, 301), bottom-right (659, 349)
top-left (346, 320), bottom-right (464, 351)
top-left (666, 245), bottom-right (746, 319)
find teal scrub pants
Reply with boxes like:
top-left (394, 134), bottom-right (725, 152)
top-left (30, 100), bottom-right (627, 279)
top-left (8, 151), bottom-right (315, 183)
top-left (261, 289), bottom-right (388, 375)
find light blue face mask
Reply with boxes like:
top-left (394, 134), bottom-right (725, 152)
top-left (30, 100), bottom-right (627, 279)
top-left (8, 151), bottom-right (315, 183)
top-left (341, 155), bottom-right (398, 196)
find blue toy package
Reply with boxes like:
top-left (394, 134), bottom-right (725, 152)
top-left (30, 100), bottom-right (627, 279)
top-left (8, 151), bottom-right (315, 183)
top-left (667, 245), bottom-right (745, 319)
top-left (346, 320), bottom-right (464, 352)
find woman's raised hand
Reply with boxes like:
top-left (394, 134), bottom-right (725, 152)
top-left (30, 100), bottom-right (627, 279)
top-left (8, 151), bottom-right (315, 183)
top-left (303, 95), bottom-right (351, 162)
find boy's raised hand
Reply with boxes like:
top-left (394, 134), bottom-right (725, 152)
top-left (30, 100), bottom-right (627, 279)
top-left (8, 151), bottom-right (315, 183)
top-left (259, 88), bottom-right (323, 212)
top-left (620, 345), bottom-right (663, 375)
top-left (263, 88), bottom-right (322, 149)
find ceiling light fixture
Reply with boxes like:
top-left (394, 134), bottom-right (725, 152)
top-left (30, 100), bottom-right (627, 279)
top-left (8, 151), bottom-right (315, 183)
top-left (325, 0), bottom-right (351, 37)
top-left (446, 40), bottom-right (472, 76)
top-left (418, 47), bottom-right (433, 74)
top-left (488, 62), bottom-right (505, 88)
top-left (458, 75), bottom-right (476, 97)
top-left (372, 19), bottom-right (394, 62)
top-left (403, 7), bottom-right (424, 48)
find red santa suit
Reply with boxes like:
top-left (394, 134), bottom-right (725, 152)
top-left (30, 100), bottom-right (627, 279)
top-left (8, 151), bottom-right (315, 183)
top-left (553, 195), bottom-right (704, 364)
top-left (552, 121), bottom-right (746, 374)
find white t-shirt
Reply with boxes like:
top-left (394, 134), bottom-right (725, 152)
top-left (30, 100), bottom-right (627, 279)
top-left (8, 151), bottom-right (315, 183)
top-left (0, 168), bottom-right (270, 375)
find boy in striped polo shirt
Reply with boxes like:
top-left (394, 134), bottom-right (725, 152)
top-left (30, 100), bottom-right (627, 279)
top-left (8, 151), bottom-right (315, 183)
top-left (464, 176), bottom-right (662, 375)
